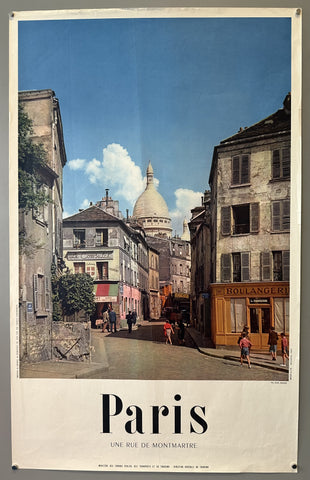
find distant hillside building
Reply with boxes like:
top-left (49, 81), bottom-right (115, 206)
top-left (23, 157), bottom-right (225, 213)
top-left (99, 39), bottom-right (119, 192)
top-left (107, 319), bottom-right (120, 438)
top-left (132, 162), bottom-right (191, 314)
top-left (19, 89), bottom-right (67, 362)
top-left (209, 94), bottom-right (290, 350)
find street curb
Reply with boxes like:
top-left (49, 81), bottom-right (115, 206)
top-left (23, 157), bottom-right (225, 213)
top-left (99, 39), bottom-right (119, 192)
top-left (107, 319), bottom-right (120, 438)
top-left (187, 331), bottom-right (288, 373)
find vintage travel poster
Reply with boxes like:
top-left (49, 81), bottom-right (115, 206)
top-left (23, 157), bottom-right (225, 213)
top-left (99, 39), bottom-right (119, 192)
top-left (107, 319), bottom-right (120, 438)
top-left (10, 7), bottom-right (301, 473)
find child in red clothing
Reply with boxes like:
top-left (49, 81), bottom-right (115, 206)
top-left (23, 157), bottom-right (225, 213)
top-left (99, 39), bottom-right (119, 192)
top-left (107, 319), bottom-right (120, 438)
top-left (164, 321), bottom-right (174, 345)
top-left (239, 332), bottom-right (252, 368)
top-left (280, 333), bottom-right (289, 366)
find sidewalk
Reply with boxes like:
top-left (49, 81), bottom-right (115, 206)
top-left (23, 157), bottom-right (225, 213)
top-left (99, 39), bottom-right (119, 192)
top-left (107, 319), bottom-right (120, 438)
top-left (186, 326), bottom-right (289, 372)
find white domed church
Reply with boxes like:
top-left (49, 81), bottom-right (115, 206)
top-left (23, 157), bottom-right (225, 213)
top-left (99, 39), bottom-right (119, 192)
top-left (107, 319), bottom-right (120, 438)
top-left (133, 162), bottom-right (172, 238)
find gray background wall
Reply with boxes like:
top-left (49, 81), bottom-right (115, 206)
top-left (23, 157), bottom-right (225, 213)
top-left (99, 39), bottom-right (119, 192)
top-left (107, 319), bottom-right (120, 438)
top-left (1, 1), bottom-right (309, 479)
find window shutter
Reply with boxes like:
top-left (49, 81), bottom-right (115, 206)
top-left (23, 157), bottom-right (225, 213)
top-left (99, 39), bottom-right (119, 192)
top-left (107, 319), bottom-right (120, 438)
top-left (232, 156), bottom-right (240, 185)
top-left (282, 147), bottom-right (290, 178)
top-left (33, 274), bottom-right (38, 311)
top-left (282, 199), bottom-right (290, 231)
top-left (272, 150), bottom-right (280, 178)
top-left (45, 276), bottom-right (50, 311)
top-left (250, 203), bottom-right (259, 233)
top-left (261, 252), bottom-right (271, 281)
top-left (272, 201), bottom-right (281, 231)
top-left (282, 251), bottom-right (290, 281)
top-left (241, 252), bottom-right (250, 281)
top-left (221, 254), bottom-right (231, 283)
top-left (221, 206), bottom-right (231, 235)
top-left (241, 155), bottom-right (249, 184)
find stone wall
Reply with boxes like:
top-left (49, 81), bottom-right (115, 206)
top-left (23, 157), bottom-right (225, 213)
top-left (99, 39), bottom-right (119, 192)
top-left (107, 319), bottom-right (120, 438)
top-left (52, 321), bottom-right (91, 362)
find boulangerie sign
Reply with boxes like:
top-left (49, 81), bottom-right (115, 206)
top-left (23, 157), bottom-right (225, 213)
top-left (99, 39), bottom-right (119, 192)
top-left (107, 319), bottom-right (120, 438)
top-left (9, 7), bottom-right (301, 473)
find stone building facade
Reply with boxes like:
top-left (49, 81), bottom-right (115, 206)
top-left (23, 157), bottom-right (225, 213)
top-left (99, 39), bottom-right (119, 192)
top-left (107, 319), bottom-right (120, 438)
top-left (148, 246), bottom-right (161, 319)
top-left (19, 89), bottom-right (67, 362)
top-left (63, 203), bottom-right (150, 327)
top-left (188, 191), bottom-right (212, 336)
top-left (209, 94), bottom-right (291, 350)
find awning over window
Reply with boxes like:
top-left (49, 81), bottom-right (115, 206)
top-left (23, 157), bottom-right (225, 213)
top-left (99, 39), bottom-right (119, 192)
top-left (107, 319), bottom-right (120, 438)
top-left (94, 283), bottom-right (118, 303)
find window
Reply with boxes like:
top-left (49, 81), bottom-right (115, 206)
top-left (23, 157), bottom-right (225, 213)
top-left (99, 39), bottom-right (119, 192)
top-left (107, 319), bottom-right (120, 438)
top-left (222, 204), bottom-right (259, 236)
top-left (74, 262), bottom-right (85, 274)
top-left (271, 199), bottom-right (290, 231)
top-left (260, 251), bottom-right (289, 281)
top-left (97, 262), bottom-right (108, 280)
top-left (34, 185), bottom-right (49, 225)
top-left (86, 265), bottom-right (96, 278)
top-left (272, 147), bottom-right (290, 180)
top-left (231, 155), bottom-right (250, 185)
top-left (73, 229), bottom-right (86, 248)
top-left (96, 229), bottom-right (108, 247)
top-left (273, 251), bottom-right (290, 281)
top-left (274, 298), bottom-right (289, 333)
top-left (230, 299), bottom-right (246, 332)
top-left (221, 253), bottom-right (250, 283)
top-left (33, 274), bottom-right (49, 312)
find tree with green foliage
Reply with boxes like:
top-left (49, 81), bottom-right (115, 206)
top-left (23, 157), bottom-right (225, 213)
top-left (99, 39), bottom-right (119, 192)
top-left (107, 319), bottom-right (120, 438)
top-left (57, 273), bottom-right (96, 318)
top-left (18, 103), bottom-right (50, 214)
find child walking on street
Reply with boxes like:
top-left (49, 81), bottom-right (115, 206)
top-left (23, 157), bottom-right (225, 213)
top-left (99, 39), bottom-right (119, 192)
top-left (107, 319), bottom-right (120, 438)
top-left (239, 332), bottom-right (252, 368)
top-left (280, 332), bottom-right (289, 366)
top-left (164, 320), bottom-right (174, 345)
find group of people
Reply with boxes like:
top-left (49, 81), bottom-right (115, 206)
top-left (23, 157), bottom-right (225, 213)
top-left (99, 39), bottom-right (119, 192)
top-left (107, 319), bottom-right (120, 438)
top-left (163, 319), bottom-right (185, 345)
top-left (238, 325), bottom-right (289, 368)
top-left (125, 310), bottom-right (137, 333)
top-left (100, 306), bottom-right (117, 333)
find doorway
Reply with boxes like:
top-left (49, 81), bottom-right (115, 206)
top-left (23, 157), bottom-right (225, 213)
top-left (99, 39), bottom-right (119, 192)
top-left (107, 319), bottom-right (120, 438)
top-left (249, 307), bottom-right (271, 349)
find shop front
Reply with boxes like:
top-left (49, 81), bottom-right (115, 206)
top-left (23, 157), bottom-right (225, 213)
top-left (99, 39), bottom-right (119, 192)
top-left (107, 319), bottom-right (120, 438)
top-left (93, 282), bottom-right (119, 327)
top-left (210, 282), bottom-right (289, 350)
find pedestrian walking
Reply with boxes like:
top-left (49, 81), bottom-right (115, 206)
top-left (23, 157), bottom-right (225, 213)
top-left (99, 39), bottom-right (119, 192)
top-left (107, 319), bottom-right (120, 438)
top-left (280, 332), bottom-right (289, 366)
top-left (108, 306), bottom-right (117, 333)
top-left (177, 319), bottom-right (185, 345)
top-left (239, 332), bottom-right (252, 368)
top-left (163, 320), bottom-right (174, 345)
top-left (102, 309), bottom-right (109, 333)
top-left (126, 311), bottom-right (133, 334)
top-left (132, 310), bottom-right (137, 325)
top-left (268, 326), bottom-right (278, 361)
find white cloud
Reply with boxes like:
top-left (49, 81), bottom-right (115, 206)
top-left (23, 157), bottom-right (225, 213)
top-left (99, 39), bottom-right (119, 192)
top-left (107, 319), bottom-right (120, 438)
top-left (170, 188), bottom-right (203, 235)
top-left (70, 143), bottom-right (160, 207)
top-left (80, 198), bottom-right (90, 209)
top-left (67, 158), bottom-right (87, 170)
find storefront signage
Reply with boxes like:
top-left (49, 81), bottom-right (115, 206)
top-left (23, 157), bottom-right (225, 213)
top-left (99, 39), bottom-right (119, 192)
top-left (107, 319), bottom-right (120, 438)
top-left (67, 251), bottom-right (113, 261)
top-left (249, 298), bottom-right (270, 304)
top-left (174, 293), bottom-right (190, 299)
top-left (224, 285), bottom-right (289, 296)
top-left (95, 296), bottom-right (118, 303)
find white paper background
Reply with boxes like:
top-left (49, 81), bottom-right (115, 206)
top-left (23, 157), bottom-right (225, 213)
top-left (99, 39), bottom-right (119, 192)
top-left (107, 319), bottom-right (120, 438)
top-left (9, 7), bottom-right (301, 474)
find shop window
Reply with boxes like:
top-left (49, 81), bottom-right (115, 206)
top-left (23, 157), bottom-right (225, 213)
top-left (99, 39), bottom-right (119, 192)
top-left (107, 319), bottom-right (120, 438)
top-left (73, 229), bottom-right (86, 248)
top-left (97, 262), bottom-right (108, 280)
top-left (272, 147), bottom-right (290, 180)
top-left (271, 199), bottom-right (290, 232)
top-left (230, 298), bottom-right (246, 333)
top-left (221, 203), bottom-right (259, 236)
top-left (274, 298), bottom-right (289, 333)
top-left (74, 262), bottom-right (85, 274)
top-left (231, 155), bottom-right (250, 185)
top-left (273, 251), bottom-right (290, 281)
top-left (96, 229), bottom-right (108, 247)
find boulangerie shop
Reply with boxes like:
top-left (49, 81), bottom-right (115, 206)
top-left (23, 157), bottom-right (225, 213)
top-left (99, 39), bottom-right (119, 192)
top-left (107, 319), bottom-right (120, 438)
top-left (210, 282), bottom-right (289, 350)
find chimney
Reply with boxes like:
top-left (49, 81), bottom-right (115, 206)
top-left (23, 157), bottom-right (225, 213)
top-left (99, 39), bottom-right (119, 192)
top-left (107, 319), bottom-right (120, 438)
top-left (126, 209), bottom-right (129, 221)
top-left (105, 189), bottom-right (109, 207)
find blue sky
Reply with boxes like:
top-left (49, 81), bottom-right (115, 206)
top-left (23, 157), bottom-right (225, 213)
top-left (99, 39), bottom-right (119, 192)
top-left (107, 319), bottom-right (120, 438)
top-left (18, 16), bottom-right (291, 234)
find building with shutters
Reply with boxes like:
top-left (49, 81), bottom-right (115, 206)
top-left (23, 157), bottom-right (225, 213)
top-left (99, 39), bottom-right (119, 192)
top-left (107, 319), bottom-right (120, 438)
top-left (63, 199), bottom-right (150, 328)
top-left (19, 90), bottom-right (67, 362)
top-left (208, 94), bottom-right (290, 350)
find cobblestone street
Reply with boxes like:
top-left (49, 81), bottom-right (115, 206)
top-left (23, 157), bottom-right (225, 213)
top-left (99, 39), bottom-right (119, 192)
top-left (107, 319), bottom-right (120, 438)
top-left (90, 322), bottom-right (289, 381)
